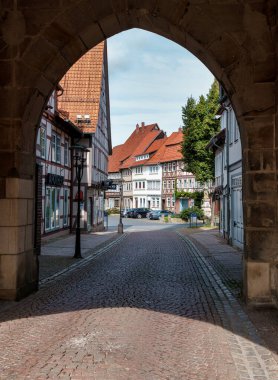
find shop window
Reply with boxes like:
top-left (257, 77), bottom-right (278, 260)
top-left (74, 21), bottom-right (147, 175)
top-left (45, 187), bottom-right (60, 231)
top-left (63, 189), bottom-right (69, 226)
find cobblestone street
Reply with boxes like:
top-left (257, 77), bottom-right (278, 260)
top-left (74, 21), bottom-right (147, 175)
top-left (0, 229), bottom-right (277, 379)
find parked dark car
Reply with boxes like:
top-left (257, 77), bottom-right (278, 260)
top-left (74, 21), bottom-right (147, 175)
top-left (126, 208), bottom-right (136, 218)
top-left (130, 208), bottom-right (150, 218)
top-left (147, 209), bottom-right (174, 219)
top-left (148, 210), bottom-right (161, 220)
top-left (120, 208), bottom-right (131, 217)
top-left (160, 210), bottom-right (174, 216)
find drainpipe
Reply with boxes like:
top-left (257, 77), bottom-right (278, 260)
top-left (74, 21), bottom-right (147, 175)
top-left (224, 106), bottom-right (230, 243)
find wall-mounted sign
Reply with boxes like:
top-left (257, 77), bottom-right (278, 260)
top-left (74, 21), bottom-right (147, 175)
top-left (46, 173), bottom-right (64, 187)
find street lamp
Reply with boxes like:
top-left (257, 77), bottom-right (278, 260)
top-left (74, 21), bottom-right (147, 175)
top-left (118, 180), bottom-right (124, 234)
top-left (70, 144), bottom-right (89, 258)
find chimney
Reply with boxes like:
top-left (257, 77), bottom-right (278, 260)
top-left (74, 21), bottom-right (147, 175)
top-left (178, 127), bottom-right (182, 132)
top-left (141, 121), bottom-right (145, 128)
top-left (136, 123), bottom-right (140, 133)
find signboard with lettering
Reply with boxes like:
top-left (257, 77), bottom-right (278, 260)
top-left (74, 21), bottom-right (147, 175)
top-left (45, 173), bottom-right (64, 187)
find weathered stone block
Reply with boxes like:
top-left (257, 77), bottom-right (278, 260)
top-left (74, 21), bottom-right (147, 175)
top-left (99, 14), bottom-right (122, 39)
top-left (6, 177), bottom-right (34, 199)
top-left (246, 203), bottom-right (276, 228)
top-left (246, 230), bottom-right (278, 260)
top-left (25, 224), bottom-right (34, 251)
top-left (27, 199), bottom-right (34, 225)
top-left (246, 261), bottom-right (271, 301)
top-left (253, 173), bottom-right (276, 192)
top-left (0, 226), bottom-right (25, 254)
top-left (247, 123), bottom-right (274, 149)
top-left (0, 249), bottom-right (38, 300)
top-left (0, 199), bottom-right (28, 227)
top-left (78, 22), bottom-right (104, 50)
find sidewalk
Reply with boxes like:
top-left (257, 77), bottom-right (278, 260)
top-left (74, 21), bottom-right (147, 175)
top-left (178, 227), bottom-right (243, 297)
top-left (39, 227), bottom-right (120, 282)
top-left (177, 226), bottom-right (278, 357)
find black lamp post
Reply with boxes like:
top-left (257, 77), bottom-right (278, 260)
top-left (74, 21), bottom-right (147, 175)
top-left (70, 144), bottom-right (89, 258)
top-left (118, 181), bottom-right (124, 234)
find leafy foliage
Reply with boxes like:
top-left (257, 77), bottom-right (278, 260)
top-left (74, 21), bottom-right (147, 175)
top-left (180, 206), bottom-right (204, 221)
top-left (181, 79), bottom-right (220, 183)
top-left (174, 190), bottom-right (204, 208)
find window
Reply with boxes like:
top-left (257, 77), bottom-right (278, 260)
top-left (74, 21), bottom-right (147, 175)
top-left (51, 132), bottom-right (61, 163)
top-left (167, 180), bottom-right (171, 189)
top-left (64, 141), bottom-right (69, 166)
top-left (56, 135), bottom-right (61, 163)
top-left (234, 114), bottom-right (239, 141)
top-left (168, 162), bottom-right (172, 171)
top-left (136, 154), bottom-right (149, 161)
top-left (163, 181), bottom-right (166, 189)
top-left (172, 198), bottom-right (175, 206)
top-left (63, 189), bottom-right (69, 226)
top-left (172, 162), bottom-right (176, 171)
top-left (40, 126), bottom-right (46, 158)
top-left (164, 164), bottom-right (167, 172)
top-left (156, 198), bottom-right (159, 207)
top-left (135, 166), bottom-right (143, 174)
top-left (228, 109), bottom-right (233, 144)
top-left (45, 187), bottom-right (60, 231)
top-left (167, 197), bottom-right (171, 207)
top-left (150, 165), bottom-right (158, 173)
top-left (172, 180), bottom-right (175, 189)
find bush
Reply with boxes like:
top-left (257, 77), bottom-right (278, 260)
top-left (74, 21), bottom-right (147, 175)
top-left (164, 215), bottom-right (169, 223)
top-left (106, 207), bottom-right (119, 215)
top-left (180, 206), bottom-right (204, 221)
top-left (171, 213), bottom-right (181, 218)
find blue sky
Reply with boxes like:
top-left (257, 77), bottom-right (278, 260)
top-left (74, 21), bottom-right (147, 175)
top-left (107, 29), bottom-right (214, 147)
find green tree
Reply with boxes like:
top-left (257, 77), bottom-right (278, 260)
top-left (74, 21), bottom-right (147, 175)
top-left (181, 79), bottom-right (220, 183)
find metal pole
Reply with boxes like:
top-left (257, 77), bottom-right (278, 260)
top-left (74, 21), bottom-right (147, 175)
top-left (118, 181), bottom-right (123, 234)
top-left (74, 164), bottom-right (82, 258)
top-left (226, 108), bottom-right (230, 243)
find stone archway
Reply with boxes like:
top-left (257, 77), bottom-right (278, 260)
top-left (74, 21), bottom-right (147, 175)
top-left (0, 1), bottom-right (277, 305)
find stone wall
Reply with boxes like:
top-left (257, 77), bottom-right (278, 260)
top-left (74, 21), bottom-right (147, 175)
top-left (0, 1), bottom-right (277, 305)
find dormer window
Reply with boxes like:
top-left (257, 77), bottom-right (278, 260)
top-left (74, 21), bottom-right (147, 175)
top-left (135, 154), bottom-right (149, 161)
top-left (84, 114), bottom-right (91, 124)
top-left (76, 115), bottom-right (82, 124)
top-left (75, 114), bottom-right (91, 124)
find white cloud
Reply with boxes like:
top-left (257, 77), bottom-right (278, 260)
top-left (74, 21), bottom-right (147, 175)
top-left (107, 29), bottom-right (214, 146)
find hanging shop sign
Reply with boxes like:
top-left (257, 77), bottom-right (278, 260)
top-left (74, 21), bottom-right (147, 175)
top-left (46, 173), bottom-right (64, 187)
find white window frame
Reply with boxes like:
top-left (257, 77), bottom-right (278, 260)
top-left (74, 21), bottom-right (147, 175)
top-left (40, 125), bottom-right (46, 159)
top-left (45, 187), bottom-right (60, 231)
top-left (63, 188), bottom-right (69, 226)
top-left (51, 132), bottom-right (61, 163)
top-left (64, 140), bottom-right (69, 166)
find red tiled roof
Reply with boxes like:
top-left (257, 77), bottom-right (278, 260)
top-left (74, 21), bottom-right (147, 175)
top-left (108, 144), bottom-right (124, 172)
top-left (148, 131), bottom-right (183, 164)
top-left (58, 42), bottom-right (105, 134)
top-left (120, 130), bottom-right (164, 169)
top-left (145, 138), bottom-right (166, 153)
top-left (108, 123), bottom-right (163, 172)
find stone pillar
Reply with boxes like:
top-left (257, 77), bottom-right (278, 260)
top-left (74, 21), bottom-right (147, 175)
top-left (243, 111), bottom-right (278, 306)
top-left (0, 177), bottom-right (38, 300)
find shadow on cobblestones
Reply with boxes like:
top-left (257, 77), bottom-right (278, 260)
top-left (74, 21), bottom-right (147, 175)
top-left (0, 229), bottom-right (277, 379)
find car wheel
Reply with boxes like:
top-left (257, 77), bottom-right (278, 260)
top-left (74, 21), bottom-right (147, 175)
top-left (137, 214), bottom-right (142, 219)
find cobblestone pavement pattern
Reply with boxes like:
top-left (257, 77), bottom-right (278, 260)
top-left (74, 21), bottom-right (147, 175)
top-left (0, 230), bottom-right (278, 379)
